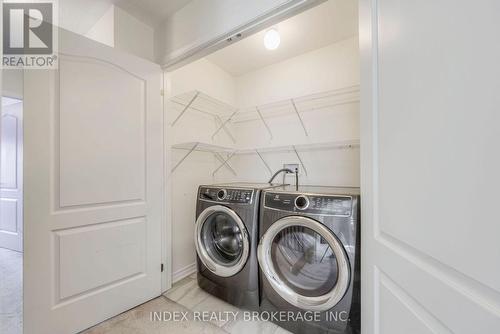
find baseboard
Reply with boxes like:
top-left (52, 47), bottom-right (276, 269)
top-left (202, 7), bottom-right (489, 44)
top-left (172, 262), bottom-right (197, 283)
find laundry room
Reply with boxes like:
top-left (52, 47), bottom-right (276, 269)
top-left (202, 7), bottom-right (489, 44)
top-left (166, 0), bottom-right (359, 283)
top-left (164, 0), bottom-right (360, 332)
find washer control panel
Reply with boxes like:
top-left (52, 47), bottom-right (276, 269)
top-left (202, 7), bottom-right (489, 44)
top-left (200, 187), bottom-right (254, 204)
top-left (264, 192), bottom-right (352, 216)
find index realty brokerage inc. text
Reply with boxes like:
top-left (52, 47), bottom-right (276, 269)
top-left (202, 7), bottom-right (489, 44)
top-left (150, 310), bottom-right (349, 323)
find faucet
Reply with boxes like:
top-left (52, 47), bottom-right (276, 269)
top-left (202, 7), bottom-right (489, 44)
top-left (268, 168), bottom-right (299, 190)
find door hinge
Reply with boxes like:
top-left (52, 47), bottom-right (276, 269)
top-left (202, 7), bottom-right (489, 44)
top-left (160, 89), bottom-right (164, 96)
top-left (161, 263), bottom-right (164, 272)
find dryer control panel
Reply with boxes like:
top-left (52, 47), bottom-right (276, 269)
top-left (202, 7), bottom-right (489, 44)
top-left (199, 187), bottom-right (254, 204)
top-left (264, 192), bottom-right (352, 217)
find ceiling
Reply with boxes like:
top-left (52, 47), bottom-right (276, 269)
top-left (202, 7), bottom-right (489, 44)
top-left (205, 0), bottom-right (358, 76)
top-left (116, 0), bottom-right (192, 26)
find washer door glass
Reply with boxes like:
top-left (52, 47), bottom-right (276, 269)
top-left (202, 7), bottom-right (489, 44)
top-left (271, 226), bottom-right (338, 297)
top-left (201, 211), bottom-right (243, 266)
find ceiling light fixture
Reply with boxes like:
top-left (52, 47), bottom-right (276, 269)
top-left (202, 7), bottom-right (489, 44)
top-left (264, 28), bottom-right (280, 50)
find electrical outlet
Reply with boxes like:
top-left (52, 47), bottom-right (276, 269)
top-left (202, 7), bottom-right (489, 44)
top-left (283, 164), bottom-right (299, 174)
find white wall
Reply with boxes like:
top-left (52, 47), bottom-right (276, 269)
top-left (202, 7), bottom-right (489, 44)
top-left (2, 70), bottom-right (23, 99)
top-left (114, 7), bottom-right (155, 62)
top-left (85, 5), bottom-right (155, 62)
top-left (85, 5), bottom-right (115, 47)
top-left (59, 0), bottom-right (114, 37)
top-left (236, 37), bottom-right (359, 106)
top-left (167, 58), bottom-right (236, 106)
top-left (166, 58), bottom-right (236, 278)
top-left (217, 37), bottom-right (360, 186)
top-left (166, 37), bottom-right (360, 280)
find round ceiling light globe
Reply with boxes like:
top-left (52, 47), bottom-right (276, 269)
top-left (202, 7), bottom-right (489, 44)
top-left (264, 29), bottom-right (281, 50)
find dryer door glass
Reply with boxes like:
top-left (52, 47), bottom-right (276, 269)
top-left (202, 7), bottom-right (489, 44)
top-left (201, 211), bottom-right (243, 266)
top-left (258, 216), bottom-right (350, 311)
top-left (271, 226), bottom-right (338, 297)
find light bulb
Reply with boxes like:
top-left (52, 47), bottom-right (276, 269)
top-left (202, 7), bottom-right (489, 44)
top-left (264, 28), bottom-right (280, 50)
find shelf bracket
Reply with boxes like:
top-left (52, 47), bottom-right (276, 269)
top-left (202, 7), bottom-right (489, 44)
top-left (255, 149), bottom-right (273, 175)
top-left (255, 107), bottom-right (273, 139)
top-left (171, 91), bottom-right (199, 126)
top-left (214, 152), bottom-right (237, 176)
top-left (171, 142), bottom-right (199, 173)
top-left (291, 99), bottom-right (309, 136)
top-left (292, 145), bottom-right (308, 176)
top-left (212, 152), bottom-right (235, 176)
top-left (212, 113), bottom-right (237, 143)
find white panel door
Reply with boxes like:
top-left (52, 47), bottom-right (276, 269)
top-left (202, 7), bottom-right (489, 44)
top-left (23, 29), bottom-right (164, 334)
top-left (0, 100), bottom-right (23, 252)
top-left (360, 0), bottom-right (500, 333)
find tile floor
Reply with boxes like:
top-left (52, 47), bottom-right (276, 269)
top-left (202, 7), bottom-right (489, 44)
top-left (0, 247), bottom-right (23, 334)
top-left (83, 273), bottom-right (291, 334)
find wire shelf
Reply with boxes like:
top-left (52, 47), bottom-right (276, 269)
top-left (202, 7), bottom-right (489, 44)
top-left (167, 85), bottom-right (359, 131)
top-left (232, 85), bottom-right (360, 123)
top-left (168, 90), bottom-right (237, 126)
top-left (171, 140), bottom-right (360, 175)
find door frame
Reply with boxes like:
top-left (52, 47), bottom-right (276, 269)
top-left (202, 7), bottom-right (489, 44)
top-left (161, 72), bottom-right (171, 292)
top-left (359, 0), bottom-right (376, 331)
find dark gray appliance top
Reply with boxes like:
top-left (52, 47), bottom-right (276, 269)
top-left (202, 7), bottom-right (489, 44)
top-left (268, 185), bottom-right (360, 196)
top-left (212, 182), bottom-right (287, 190)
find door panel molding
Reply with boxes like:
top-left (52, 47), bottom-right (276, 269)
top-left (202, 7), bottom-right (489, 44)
top-left (376, 268), bottom-right (453, 334)
top-left (0, 198), bottom-right (18, 233)
top-left (53, 55), bottom-right (147, 210)
top-left (0, 114), bottom-right (19, 189)
top-left (0, 100), bottom-right (23, 252)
